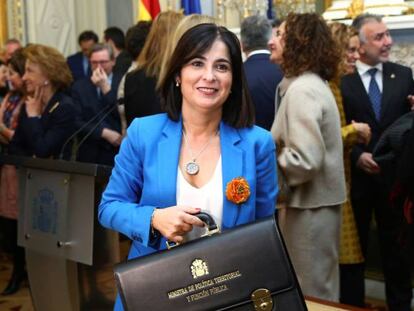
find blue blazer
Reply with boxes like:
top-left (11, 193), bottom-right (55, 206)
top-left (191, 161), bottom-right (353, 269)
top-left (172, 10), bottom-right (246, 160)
top-left (99, 114), bottom-right (278, 258)
top-left (244, 53), bottom-right (283, 131)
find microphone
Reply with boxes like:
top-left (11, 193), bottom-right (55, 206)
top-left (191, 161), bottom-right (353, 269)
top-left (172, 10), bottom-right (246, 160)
top-left (71, 104), bottom-right (118, 161)
top-left (59, 103), bottom-right (114, 160)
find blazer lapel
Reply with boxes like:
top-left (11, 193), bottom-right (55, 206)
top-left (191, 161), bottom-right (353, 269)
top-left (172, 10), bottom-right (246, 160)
top-left (381, 63), bottom-right (396, 122)
top-left (220, 122), bottom-right (243, 229)
top-left (41, 92), bottom-right (60, 124)
top-left (157, 118), bottom-right (182, 207)
top-left (349, 72), bottom-right (378, 124)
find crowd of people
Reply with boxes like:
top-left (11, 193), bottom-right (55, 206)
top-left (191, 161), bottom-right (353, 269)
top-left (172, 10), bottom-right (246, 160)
top-left (0, 10), bottom-right (413, 311)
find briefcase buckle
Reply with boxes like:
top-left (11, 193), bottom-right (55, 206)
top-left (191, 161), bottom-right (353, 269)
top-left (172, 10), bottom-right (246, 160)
top-left (251, 288), bottom-right (273, 311)
top-left (201, 227), bottom-right (220, 237)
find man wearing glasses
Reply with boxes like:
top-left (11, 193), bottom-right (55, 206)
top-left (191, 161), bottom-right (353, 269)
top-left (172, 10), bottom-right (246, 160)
top-left (71, 44), bottom-right (123, 166)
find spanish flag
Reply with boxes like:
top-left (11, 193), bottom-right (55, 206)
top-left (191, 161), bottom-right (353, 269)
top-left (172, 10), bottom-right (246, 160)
top-left (138, 0), bottom-right (161, 21)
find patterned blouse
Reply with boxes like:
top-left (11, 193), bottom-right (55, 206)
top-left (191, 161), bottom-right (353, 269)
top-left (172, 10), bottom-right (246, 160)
top-left (2, 93), bottom-right (23, 130)
top-left (329, 80), bottom-right (364, 264)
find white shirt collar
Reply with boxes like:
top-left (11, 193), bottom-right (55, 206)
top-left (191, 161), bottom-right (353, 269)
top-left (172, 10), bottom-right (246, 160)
top-left (356, 60), bottom-right (383, 76)
top-left (247, 49), bottom-right (271, 58)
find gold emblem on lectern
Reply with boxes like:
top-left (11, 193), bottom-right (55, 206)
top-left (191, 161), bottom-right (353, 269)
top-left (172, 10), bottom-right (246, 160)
top-left (191, 259), bottom-right (209, 279)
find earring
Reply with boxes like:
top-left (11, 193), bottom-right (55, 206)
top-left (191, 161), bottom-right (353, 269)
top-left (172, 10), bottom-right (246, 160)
top-left (176, 81), bottom-right (180, 87)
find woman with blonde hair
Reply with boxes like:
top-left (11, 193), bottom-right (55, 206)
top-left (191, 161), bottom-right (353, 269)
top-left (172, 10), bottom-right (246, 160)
top-left (328, 22), bottom-right (371, 307)
top-left (158, 14), bottom-right (218, 88)
top-left (124, 11), bottom-right (183, 125)
top-left (10, 44), bottom-right (76, 158)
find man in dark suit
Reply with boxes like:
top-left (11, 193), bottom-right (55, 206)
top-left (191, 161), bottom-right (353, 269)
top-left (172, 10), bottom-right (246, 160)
top-left (341, 13), bottom-right (414, 311)
top-left (71, 44), bottom-right (122, 166)
top-left (67, 30), bottom-right (99, 81)
top-left (104, 27), bottom-right (132, 77)
top-left (240, 15), bottom-right (283, 131)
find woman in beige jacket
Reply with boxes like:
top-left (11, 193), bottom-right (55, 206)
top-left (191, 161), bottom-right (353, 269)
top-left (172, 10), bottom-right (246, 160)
top-left (269, 13), bottom-right (346, 302)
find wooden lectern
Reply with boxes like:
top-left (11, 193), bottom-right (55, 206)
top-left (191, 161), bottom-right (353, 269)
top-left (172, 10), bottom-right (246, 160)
top-left (1, 155), bottom-right (119, 311)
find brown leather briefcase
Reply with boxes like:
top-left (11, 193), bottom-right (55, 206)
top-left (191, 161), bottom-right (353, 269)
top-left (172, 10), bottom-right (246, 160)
top-left (114, 213), bottom-right (307, 311)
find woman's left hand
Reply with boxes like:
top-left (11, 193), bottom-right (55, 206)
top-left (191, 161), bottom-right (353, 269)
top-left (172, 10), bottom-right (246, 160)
top-left (25, 86), bottom-right (44, 117)
top-left (0, 93), bottom-right (9, 121)
top-left (408, 95), bottom-right (414, 110)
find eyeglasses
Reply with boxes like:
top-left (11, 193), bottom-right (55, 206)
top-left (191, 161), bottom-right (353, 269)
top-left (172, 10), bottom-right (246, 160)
top-left (90, 60), bottom-right (110, 66)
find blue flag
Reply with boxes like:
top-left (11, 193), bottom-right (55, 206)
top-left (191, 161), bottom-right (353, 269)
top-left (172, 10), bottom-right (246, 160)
top-left (181, 0), bottom-right (201, 15)
top-left (267, 0), bottom-right (274, 19)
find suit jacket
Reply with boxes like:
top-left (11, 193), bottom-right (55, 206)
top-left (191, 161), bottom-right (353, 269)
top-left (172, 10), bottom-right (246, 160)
top-left (341, 62), bottom-right (414, 197)
top-left (124, 68), bottom-right (162, 126)
top-left (373, 111), bottom-right (414, 166)
top-left (397, 117), bottom-right (414, 196)
top-left (67, 52), bottom-right (90, 81)
top-left (71, 73), bottom-right (122, 165)
top-left (99, 113), bottom-right (278, 261)
top-left (244, 53), bottom-right (283, 131)
top-left (271, 73), bottom-right (346, 208)
top-left (113, 50), bottom-right (132, 77)
top-left (9, 91), bottom-right (77, 159)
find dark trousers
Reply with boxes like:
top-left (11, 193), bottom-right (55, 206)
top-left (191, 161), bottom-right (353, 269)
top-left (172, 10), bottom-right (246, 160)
top-left (340, 263), bottom-right (365, 307)
top-left (345, 188), bottom-right (412, 311)
top-left (0, 218), bottom-right (25, 278)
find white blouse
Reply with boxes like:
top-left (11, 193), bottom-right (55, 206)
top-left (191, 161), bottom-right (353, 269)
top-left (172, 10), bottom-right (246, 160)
top-left (176, 156), bottom-right (223, 242)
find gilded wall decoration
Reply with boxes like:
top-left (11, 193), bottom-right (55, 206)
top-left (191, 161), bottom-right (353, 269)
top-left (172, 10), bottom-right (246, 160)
top-left (391, 42), bottom-right (414, 71)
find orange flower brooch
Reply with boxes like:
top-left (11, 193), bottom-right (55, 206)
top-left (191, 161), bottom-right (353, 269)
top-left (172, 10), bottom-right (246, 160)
top-left (225, 177), bottom-right (251, 204)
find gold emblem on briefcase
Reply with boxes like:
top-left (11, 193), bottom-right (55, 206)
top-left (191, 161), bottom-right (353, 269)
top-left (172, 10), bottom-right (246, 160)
top-left (191, 259), bottom-right (209, 279)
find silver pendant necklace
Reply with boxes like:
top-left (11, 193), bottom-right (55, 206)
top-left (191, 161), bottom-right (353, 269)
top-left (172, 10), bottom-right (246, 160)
top-left (182, 129), bottom-right (218, 175)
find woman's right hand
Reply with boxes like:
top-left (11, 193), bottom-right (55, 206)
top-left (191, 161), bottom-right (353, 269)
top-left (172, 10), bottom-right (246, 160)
top-left (352, 121), bottom-right (371, 145)
top-left (25, 86), bottom-right (45, 117)
top-left (151, 206), bottom-right (205, 243)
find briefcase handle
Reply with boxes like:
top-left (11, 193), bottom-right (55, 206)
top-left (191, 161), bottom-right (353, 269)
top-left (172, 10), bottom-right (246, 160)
top-left (166, 212), bottom-right (220, 249)
top-left (195, 212), bottom-right (219, 232)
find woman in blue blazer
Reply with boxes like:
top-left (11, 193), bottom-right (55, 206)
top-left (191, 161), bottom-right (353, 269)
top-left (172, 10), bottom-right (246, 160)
top-left (98, 24), bottom-right (278, 311)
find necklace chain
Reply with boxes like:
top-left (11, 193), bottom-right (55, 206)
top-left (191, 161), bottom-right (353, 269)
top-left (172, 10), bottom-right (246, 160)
top-left (182, 129), bottom-right (218, 175)
top-left (182, 129), bottom-right (218, 162)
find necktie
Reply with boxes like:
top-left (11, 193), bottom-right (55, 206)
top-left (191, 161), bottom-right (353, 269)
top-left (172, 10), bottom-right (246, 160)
top-left (367, 68), bottom-right (382, 120)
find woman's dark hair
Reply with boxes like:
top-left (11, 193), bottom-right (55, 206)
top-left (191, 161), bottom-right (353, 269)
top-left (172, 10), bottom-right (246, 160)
top-left (158, 23), bottom-right (254, 128)
top-left (8, 48), bottom-right (26, 77)
top-left (282, 13), bottom-right (340, 81)
top-left (126, 21), bottom-right (152, 59)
